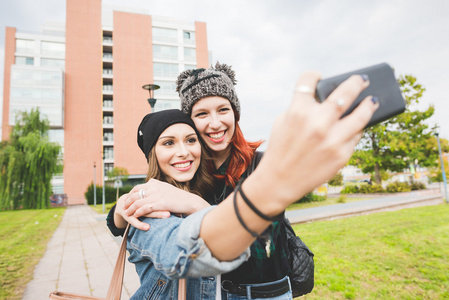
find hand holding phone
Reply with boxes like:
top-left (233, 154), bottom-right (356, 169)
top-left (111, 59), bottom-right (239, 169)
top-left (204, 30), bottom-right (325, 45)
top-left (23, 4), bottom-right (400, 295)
top-left (315, 63), bottom-right (406, 128)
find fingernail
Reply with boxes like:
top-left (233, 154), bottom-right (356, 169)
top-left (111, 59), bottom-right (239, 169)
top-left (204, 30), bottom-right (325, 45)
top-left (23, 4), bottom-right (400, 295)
top-left (360, 74), bottom-right (369, 82)
top-left (371, 96), bottom-right (379, 104)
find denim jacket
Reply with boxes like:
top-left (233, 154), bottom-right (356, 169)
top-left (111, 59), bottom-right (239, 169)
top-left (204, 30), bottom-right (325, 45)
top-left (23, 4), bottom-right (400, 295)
top-left (127, 206), bottom-right (250, 300)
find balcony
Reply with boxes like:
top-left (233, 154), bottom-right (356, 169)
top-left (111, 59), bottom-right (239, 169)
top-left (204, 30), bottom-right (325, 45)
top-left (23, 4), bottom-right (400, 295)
top-left (102, 53), bottom-right (113, 63)
top-left (102, 37), bottom-right (113, 46)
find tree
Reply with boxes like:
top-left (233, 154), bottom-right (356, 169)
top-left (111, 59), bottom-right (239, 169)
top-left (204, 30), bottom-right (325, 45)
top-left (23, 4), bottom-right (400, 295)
top-left (0, 108), bottom-right (61, 210)
top-left (107, 166), bottom-right (129, 201)
top-left (349, 74), bottom-right (438, 184)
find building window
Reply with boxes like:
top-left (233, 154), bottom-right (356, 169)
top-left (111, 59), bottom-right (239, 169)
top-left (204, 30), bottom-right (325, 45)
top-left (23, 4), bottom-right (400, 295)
top-left (184, 48), bottom-right (196, 62)
top-left (103, 100), bottom-right (113, 108)
top-left (15, 56), bottom-right (34, 65)
top-left (183, 31), bottom-right (195, 45)
top-left (154, 80), bottom-right (177, 96)
top-left (16, 39), bottom-right (35, 54)
top-left (153, 45), bottom-right (178, 60)
top-left (154, 99), bottom-right (181, 111)
top-left (41, 41), bottom-right (65, 58)
top-left (104, 147), bottom-right (114, 160)
top-left (103, 84), bottom-right (113, 91)
top-left (103, 132), bottom-right (113, 142)
top-left (153, 27), bottom-right (178, 43)
top-left (184, 64), bottom-right (197, 71)
top-left (103, 116), bottom-right (113, 125)
top-left (103, 52), bottom-right (113, 60)
top-left (41, 58), bottom-right (65, 68)
top-left (153, 62), bottom-right (179, 78)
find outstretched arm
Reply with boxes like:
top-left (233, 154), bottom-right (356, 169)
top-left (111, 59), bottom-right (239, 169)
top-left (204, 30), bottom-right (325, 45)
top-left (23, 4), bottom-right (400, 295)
top-left (200, 72), bottom-right (378, 260)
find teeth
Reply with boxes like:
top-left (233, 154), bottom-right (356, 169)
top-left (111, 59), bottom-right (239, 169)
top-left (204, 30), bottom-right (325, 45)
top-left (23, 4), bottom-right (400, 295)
top-left (173, 162), bottom-right (191, 169)
top-left (210, 132), bottom-right (224, 139)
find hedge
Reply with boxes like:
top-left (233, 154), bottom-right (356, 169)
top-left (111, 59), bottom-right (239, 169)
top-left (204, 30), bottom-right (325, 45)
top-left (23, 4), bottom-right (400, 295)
top-left (341, 181), bottom-right (426, 194)
top-left (84, 183), bottom-right (134, 205)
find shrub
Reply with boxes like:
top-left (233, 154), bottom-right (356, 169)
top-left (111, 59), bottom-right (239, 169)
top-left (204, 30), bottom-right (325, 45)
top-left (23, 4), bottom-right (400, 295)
top-left (370, 184), bottom-right (384, 193)
top-left (385, 182), bottom-right (411, 193)
top-left (295, 192), bottom-right (326, 203)
top-left (328, 172), bottom-right (343, 186)
top-left (337, 194), bottom-right (347, 203)
top-left (341, 185), bottom-right (360, 194)
top-left (411, 181), bottom-right (426, 190)
top-left (84, 183), bottom-right (133, 205)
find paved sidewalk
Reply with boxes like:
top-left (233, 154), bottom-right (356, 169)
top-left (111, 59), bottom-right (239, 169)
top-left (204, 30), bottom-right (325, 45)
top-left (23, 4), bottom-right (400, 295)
top-left (22, 205), bottom-right (139, 300)
top-left (286, 190), bottom-right (443, 224)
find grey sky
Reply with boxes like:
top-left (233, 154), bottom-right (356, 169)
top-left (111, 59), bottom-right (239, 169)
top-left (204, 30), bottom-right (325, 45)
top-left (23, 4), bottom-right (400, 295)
top-left (1, 0), bottom-right (448, 146)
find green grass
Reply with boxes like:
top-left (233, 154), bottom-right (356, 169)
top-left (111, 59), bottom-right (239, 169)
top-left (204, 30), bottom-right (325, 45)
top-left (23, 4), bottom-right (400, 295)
top-left (287, 197), bottom-right (371, 211)
top-left (0, 207), bottom-right (65, 299)
top-left (89, 202), bottom-right (115, 214)
top-left (293, 204), bottom-right (449, 299)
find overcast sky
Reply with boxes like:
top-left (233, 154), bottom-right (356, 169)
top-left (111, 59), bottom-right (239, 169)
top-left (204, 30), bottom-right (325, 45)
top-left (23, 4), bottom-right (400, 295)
top-left (1, 0), bottom-right (448, 146)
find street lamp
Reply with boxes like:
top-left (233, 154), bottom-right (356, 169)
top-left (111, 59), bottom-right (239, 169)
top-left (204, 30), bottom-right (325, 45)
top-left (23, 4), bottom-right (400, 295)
top-left (102, 153), bottom-right (106, 213)
top-left (142, 84), bottom-right (160, 111)
top-left (435, 131), bottom-right (448, 203)
top-left (93, 162), bottom-right (96, 207)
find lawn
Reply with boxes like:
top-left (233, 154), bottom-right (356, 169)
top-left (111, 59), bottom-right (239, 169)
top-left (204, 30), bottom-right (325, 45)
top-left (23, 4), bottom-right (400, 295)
top-left (0, 207), bottom-right (65, 299)
top-left (89, 202), bottom-right (115, 214)
top-left (293, 204), bottom-right (449, 299)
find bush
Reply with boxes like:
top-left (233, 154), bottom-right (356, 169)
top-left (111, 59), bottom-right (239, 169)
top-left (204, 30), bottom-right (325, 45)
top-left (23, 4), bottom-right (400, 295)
top-left (358, 184), bottom-right (384, 194)
top-left (328, 172), bottom-right (343, 186)
top-left (385, 182), bottom-right (411, 193)
top-left (411, 181), bottom-right (426, 190)
top-left (295, 192), bottom-right (326, 203)
top-left (337, 194), bottom-right (347, 203)
top-left (84, 183), bottom-right (133, 205)
top-left (341, 185), bottom-right (360, 194)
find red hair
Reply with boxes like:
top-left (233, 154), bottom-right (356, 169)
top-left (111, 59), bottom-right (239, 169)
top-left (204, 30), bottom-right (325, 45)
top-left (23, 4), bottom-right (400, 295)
top-left (214, 122), bottom-right (263, 187)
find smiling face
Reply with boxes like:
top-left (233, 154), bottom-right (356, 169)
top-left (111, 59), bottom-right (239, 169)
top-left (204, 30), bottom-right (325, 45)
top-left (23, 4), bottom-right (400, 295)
top-left (191, 96), bottom-right (236, 163)
top-left (154, 123), bottom-right (201, 183)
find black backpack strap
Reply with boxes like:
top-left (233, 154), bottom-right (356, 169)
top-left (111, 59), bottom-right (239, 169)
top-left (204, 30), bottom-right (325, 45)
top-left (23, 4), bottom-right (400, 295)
top-left (249, 151), bottom-right (264, 175)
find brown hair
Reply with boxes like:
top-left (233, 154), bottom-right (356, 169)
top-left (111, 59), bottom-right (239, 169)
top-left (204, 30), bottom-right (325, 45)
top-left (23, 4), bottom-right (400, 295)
top-left (145, 138), bottom-right (214, 198)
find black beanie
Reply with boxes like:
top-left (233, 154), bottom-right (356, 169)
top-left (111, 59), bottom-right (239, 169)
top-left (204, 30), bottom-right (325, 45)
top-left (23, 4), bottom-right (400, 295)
top-left (137, 109), bottom-right (197, 162)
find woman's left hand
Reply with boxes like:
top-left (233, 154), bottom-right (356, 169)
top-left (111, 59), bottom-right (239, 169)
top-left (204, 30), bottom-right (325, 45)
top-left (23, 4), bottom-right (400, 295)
top-left (123, 179), bottom-right (211, 219)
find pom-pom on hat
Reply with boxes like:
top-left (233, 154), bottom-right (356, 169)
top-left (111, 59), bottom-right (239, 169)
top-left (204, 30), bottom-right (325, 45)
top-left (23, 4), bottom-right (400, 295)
top-left (137, 109), bottom-right (197, 162)
top-left (176, 62), bottom-right (240, 120)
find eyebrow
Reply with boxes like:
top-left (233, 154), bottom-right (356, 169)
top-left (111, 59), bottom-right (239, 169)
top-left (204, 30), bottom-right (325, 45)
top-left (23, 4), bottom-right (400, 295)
top-left (158, 132), bottom-right (197, 140)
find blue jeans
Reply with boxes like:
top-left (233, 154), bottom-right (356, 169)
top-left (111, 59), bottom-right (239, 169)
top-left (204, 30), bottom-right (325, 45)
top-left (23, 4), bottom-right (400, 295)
top-left (221, 276), bottom-right (293, 300)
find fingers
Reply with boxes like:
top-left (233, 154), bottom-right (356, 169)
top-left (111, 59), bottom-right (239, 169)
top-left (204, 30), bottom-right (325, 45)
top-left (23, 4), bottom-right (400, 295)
top-left (133, 202), bottom-right (170, 218)
top-left (321, 75), bottom-right (370, 122)
top-left (336, 95), bottom-right (379, 140)
top-left (126, 215), bottom-right (150, 231)
top-left (141, 211), bottom-right (171, 219)
top-left (291, 71), bottom-right (321, 109)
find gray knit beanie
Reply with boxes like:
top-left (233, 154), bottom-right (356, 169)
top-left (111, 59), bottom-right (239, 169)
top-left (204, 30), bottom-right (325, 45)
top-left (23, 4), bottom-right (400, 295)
top-left (176, 62), bottom-right (240, 120)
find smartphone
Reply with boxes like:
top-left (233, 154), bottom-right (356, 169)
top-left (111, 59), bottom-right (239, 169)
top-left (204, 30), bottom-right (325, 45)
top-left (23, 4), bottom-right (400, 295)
top-left (315, 63), bottom-right (406, 128)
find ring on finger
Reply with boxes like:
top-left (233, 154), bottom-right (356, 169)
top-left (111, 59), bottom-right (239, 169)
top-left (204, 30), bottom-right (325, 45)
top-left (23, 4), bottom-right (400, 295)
top-left (295, 85), bottom-right (315, 95)
top-left (139, 189), bottom-right (146, 199)
top-left (333, 98), bottom-right (345, 107)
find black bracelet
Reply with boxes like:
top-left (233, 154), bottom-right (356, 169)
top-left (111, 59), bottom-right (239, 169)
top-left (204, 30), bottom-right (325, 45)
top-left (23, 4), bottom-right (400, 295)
top-left (233, 189), bottom-right (260, 237)
top-left (236, 180), bottom-right (284, 222)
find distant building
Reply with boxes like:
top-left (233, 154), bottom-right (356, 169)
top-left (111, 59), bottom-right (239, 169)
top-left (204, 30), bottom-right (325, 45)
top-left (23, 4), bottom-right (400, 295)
top-left (2, 0), bottom-right (210, 204)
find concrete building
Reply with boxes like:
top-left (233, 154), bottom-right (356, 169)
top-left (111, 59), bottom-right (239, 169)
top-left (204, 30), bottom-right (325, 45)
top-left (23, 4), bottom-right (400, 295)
top-left (2, 0), bottom-right (210, 204)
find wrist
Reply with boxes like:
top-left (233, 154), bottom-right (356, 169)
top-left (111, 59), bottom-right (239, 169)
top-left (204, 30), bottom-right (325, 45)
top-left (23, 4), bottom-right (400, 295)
top-left (243, 160), bottom-right (308, 214)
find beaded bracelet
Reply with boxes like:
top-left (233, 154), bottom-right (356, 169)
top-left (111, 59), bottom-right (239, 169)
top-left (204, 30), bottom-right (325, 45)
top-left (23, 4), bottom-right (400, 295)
top-left (236, 180), bottom-right (284, 222)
